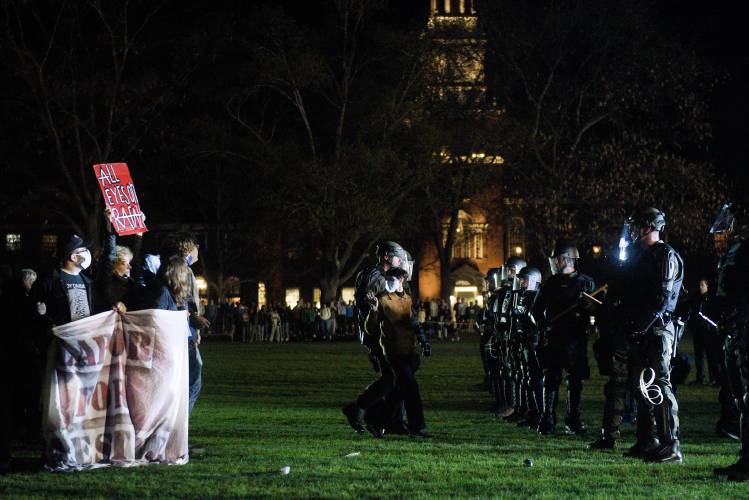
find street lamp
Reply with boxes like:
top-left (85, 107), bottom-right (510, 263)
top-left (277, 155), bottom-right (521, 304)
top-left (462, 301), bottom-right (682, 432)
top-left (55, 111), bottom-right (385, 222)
top-left (514, 246), bottom-right (523, 255)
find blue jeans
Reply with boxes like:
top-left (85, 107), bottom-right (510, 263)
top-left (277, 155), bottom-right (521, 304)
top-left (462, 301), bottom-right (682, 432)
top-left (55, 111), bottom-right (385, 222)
top-left (188, 343), bottom-right (203, 414)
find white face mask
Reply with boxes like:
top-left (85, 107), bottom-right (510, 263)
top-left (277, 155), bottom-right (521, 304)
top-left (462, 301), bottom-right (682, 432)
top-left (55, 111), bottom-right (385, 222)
top-left (75, 249), bottom-right (92, 270)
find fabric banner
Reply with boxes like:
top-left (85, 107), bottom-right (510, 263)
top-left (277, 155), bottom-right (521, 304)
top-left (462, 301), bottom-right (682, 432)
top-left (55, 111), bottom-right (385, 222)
top-left (42, 309), bottom-right (190, 471)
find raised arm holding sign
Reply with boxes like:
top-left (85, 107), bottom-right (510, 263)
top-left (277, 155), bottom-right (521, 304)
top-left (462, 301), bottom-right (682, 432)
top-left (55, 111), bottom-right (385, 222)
top-left (93, 163), bottom-right (148, 236)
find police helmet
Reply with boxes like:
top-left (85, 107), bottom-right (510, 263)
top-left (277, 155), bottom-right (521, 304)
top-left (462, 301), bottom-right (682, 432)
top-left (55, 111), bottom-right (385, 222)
top-left (376, 241), bottom-right (407, 265)
top-left (710, 203), bottom-right (735, 235)
top-left (517, 266), bottom-right (542, 291)
top-left (628, 207), bottom-right (666, 232)
top-left (485, 267), bottom-right (502, 292)
top-left (505, 256), bottom-right (527, 272)
top-left (550, 241), bottom-right (580, 259)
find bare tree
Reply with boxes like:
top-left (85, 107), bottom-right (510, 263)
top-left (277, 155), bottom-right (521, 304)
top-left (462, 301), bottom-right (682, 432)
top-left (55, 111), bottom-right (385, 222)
top-left (480, 0), bottom-right (724, 260)
top-left (228, 1), bottom-right (432, 302)
top-left (1, 0), bottom-right (195, 241)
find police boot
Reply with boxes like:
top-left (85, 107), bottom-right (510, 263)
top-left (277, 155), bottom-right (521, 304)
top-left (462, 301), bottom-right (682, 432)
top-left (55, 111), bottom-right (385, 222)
top-left (538, 389), bottom-right (558, 436)
top-left (716, 419), bottom-right (740, 441)
top-left (564, 381), bottom-right (587, 435)
top-left (493, 376), bottom-right (514, 418)
top-left (718, 412), bottom-right (749, 477)
top-left (520, 391), bottom-right (542, 429)
top-left (501, 378), bottom-right (516, 419)
top-left (588, 433), bottom-right (617, 450)
top-left (646, 392), bottom-right (681, 463)
top-left (644, 439), bottom-right (682, 464)
top-left (624, 416), bottom-right (659, 457)
top-left (342, 403), bottom-right (365, 433)
top-left (507, 383), bottom-right (526, 422)
top-left (714, 456), bottom-right (749, 477)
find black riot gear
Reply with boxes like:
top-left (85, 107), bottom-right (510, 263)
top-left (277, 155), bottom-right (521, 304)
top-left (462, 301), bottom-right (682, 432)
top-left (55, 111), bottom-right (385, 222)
top-left (711, 204), bottom-right (749, 480)
top-left (535, 266), bottom-right (596, 436)
top-left (620, 237), bottom-right (685, 463)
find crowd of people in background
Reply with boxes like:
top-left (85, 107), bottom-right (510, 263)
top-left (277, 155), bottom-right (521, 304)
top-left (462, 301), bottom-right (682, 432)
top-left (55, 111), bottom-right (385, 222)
top-left (204, 296), bottom-right (486, 343)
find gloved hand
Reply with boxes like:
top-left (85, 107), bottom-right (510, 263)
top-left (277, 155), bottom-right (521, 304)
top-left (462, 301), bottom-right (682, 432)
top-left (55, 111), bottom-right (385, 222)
top-left (422, 341), bottom-right (432, 357)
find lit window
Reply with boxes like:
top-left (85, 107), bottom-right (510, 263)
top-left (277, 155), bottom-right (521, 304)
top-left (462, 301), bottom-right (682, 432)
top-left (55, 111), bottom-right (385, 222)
top-left (5, 233), bottom-right (21, 252)
top-left (313, 288), bottom-right (321, 308)
top-left (42, 234), bottom-right (57, 253)
top-left (285, 288), bottom-right (300, 308)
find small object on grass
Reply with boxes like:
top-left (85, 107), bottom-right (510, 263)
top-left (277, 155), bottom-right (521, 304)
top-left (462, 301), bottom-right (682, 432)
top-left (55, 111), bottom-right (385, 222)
top-left (279, 466), bottom-right (291, 475)
top-left (523, 458), bottom-right (533, 467)
top-left (345, 452), bottom-right (361, 458)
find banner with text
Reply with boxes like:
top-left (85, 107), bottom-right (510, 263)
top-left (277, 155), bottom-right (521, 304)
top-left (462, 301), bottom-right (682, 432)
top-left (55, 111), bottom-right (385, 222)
top-left (93, 163), bottom-right (148, 236)
top-left (42, 310), bottom-right (190, 471)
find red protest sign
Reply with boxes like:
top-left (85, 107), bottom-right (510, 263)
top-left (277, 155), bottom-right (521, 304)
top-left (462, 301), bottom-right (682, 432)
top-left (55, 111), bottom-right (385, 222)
top-left (92, 163), bottom-right (148, 236)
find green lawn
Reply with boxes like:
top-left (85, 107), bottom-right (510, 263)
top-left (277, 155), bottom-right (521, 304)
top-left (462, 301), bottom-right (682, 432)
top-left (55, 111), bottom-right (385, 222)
top-left (2, 337), bottom-right (748, 498)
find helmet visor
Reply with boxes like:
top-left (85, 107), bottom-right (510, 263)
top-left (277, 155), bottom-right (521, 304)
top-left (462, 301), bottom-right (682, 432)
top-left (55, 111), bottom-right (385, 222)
top-left (710, 204), bottom-right (734, 234)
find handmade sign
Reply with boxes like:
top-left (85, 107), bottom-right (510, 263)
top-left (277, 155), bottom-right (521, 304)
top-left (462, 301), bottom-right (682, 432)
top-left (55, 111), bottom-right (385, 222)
top-left (92, 163), bottom-right (148, 235)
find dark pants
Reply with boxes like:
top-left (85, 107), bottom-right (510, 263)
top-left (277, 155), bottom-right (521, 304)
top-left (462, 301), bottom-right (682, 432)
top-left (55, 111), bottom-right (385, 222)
top-left (693, 326), bottom-right (718, 382)
top-left (356, 353), bottom-right (397, 410)
top-left (391, 354), bottom-right (425, 432)
top-left (630, 323), bottom-right (679, 444)
top-left (542, 336), bottom-right (589, 425)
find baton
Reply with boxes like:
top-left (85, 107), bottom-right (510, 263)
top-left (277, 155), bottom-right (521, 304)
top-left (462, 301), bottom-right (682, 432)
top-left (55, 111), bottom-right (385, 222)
top-left (549, 284), bottom-right (608, 323)
top-left (698, 311), bottom-right (718, 329)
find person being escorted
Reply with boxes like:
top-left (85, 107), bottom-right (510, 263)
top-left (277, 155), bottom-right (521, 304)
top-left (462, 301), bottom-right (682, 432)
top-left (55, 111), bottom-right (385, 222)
top-left (342, 242), bottom-right (431, 437)
top-left (364, 267), bottom-right (431, 438)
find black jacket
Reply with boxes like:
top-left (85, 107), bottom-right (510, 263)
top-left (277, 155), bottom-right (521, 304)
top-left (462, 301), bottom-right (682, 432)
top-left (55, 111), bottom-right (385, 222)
top-left (623, 241), bottom-right (684, 332)
top-left (31, 268), bottom-right (94, 327)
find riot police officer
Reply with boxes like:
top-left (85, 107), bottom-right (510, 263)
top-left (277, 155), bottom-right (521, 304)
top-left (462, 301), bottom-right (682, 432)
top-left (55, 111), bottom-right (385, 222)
top-left (481, 268), bottom-right (506, 413)
top-left (512, 266), bottom-right (543, 429)
top-left (588, 254), bottom-right (632, 450)
top-left (536, 241), bottom-right (595, 436)
top-left (495, 256), bottom-right (527, 418)
top-left (711, 203), bottom-right (749, 480)
top-left (620, 208), bottom-right (684, 463)
top-left (479, 268), bottom-right (502, 392)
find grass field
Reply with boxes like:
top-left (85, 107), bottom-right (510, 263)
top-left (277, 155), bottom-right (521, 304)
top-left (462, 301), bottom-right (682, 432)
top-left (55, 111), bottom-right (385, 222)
top-left (2, 336), bottom-right (749, 498)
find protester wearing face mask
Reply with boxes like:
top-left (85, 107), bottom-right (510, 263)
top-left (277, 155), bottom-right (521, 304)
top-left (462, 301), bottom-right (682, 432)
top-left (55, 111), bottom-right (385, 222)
top-left (32, 233), bottom-right (96, 329)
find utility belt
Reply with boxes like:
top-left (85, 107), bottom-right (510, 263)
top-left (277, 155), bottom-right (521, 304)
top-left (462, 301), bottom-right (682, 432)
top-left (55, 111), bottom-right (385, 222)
top-left (656, 313), bottom-right (673, 328)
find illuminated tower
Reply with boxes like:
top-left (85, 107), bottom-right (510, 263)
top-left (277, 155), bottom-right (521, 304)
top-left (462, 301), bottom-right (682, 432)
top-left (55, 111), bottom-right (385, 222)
top-left (417, 0), bottom-right (514, 305)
